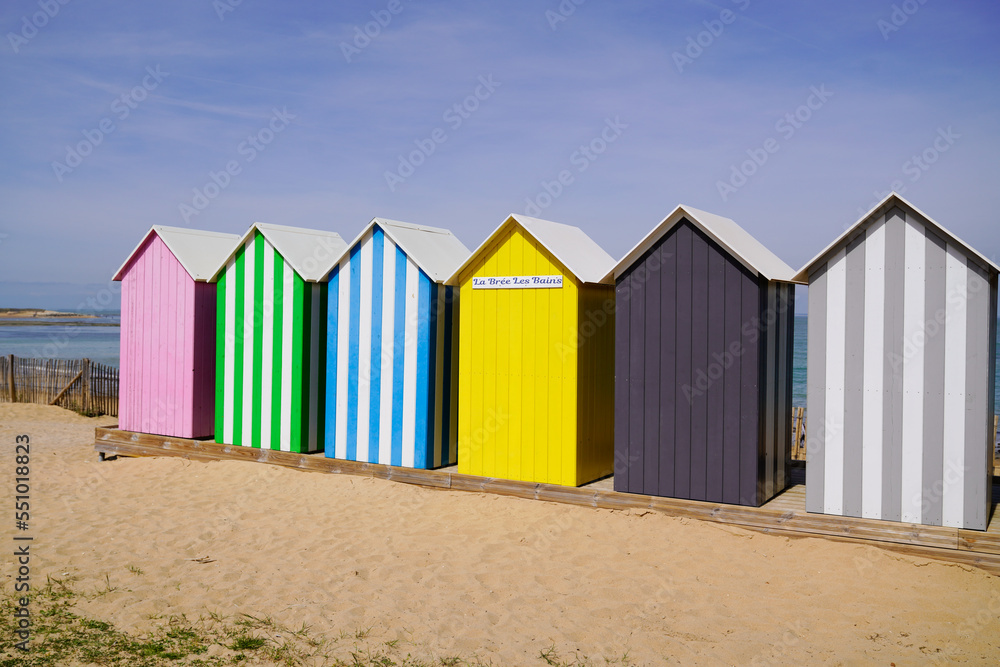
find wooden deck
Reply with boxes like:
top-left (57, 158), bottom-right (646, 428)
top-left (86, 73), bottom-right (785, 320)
top-left (95, 426), bottom-right (1000, 576)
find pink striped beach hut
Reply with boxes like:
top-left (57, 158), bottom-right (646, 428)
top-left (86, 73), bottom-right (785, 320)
top-left (113, 226), bottom-right (240, 438)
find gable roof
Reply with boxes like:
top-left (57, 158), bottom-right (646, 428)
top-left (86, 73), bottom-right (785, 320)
top-left (605, 205), bottom-right (798, 284)
top-left (113, 226), bottom-right (241, 282)
top-left (328, 218), bottom-right (470, 283)
top-left (793, 192), bottom-right (1000, 282)
top-left (448, 214), bottom-right (615, 285)
top-left (209, 222), bottom-right (347, 283)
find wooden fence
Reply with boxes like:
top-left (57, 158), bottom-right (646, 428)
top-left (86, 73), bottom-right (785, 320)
top-left (791, 407), bottom-right (807, 462)
top-left (790, 406), bottom-right (1000, 473)
top-left (0, 354), bottom-right (118, 416)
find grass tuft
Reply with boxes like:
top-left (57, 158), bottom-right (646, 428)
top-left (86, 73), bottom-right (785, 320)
top-left (227, 635), bottom-right (266, 651)
top-left (0, 579), bottom-right (630, 666)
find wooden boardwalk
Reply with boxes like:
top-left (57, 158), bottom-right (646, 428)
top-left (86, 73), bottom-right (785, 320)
top-left (95, 426), bottom-right (1000, 576)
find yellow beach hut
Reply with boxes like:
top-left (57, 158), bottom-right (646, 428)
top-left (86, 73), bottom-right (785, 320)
top-left (448, 214), bottom-right (616, 487)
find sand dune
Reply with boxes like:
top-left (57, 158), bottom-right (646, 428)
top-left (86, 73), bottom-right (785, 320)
top-left (2, 403), bottom-right (999, 664)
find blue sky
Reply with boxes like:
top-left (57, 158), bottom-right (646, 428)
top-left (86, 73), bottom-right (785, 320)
top-left (1, 0), bottom-right (998, 310)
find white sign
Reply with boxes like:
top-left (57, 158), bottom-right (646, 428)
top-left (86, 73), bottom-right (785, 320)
top-left (472, 275), bottom-right (563, 290)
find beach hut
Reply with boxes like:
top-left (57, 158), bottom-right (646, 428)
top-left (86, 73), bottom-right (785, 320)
top-left (324, 218), bottom-right (469, 468)
top-left (796, 193), bottom-right (998, 530)
top-left (209, 222), bottom-right (347, 453)
top-left (606, 206), bottom-right (798, 507)
top-left (114, 226), bottom-right (240, 438)
top-left (448, 214), bottom-right (616, 487)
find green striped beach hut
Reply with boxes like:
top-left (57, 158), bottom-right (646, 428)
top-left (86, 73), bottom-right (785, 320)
top-left (209, 223), bottom-right (347, 453)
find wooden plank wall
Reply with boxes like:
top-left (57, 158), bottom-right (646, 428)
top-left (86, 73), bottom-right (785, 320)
top-left (324, 225), bottom-right (459, 469)
top-left (758, 281), bottom-right (795, 503)
top-left (614, 220), bottom-right (788, 507)
top-left (575, 282), bottom-right (615, 485)
top-left (118, 232), bottom-right (217, 438)
top-left (456, 223), bottom-right (613, 487)
top-left (0, 355), bottom-right (117, 416)
top-left (805, 204), bottom-right (999, 530)
top-left (214, 230), bottom-right (327, 453)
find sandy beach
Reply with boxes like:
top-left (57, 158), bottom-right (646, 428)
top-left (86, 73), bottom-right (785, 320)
top-left (2, 403), bottom-right (999, 665)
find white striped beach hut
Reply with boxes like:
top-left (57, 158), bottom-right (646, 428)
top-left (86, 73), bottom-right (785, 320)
top-left (796, 193), bottom-right (998, 530)
top-left (209, 223), bottom-right (347, 453)
top-left (324, 218), bottom-right (469, 468)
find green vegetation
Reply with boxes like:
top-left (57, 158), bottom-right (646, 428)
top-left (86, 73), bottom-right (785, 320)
top-left (1, 576), bottom-right (635, 666)
top-left (539, 645), bottom-right (634, 667)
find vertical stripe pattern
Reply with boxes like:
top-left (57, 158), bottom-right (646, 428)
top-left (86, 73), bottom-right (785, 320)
top-left (900, 217), bottom-right (926, 523)
top-left (215, 230), bottom-right (326, 453)
top-left (805, 208), bottom-right (997, 530)
top-left (325, 227), bottom-right (459, 468)
top-left (823, 248), bottom-right (847, 515)
top-left (861, 218), bottom-right (885, 519)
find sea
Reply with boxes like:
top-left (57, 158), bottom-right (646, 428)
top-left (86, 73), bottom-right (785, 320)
top-left (0, 312), bottom-right (121, 368)
top-left (0, 313), bottom-right (997, 413)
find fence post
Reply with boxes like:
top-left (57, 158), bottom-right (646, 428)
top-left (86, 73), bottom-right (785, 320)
top-left (801, 407), bottom-right (806, 460)
top-left (6, 354), bottom-right (15, 403)
top-left (81, 358), bottom-right (91, 414)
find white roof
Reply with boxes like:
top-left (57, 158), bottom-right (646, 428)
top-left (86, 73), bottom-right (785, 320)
top-left (605, 205), bottom-right (797, 284)
top-left (113, 226), bottom-right (241, 282)
top-left (209, 222), bottom-right (347, 283)
top-left (328, 218), bottom-right (470, 283)
top-left (793, 192), bottom-right (1000, 282)
top-left (448, 214), bottom-right (615, 285)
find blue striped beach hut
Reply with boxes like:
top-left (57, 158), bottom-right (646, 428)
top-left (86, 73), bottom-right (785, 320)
top-left (324, 218), bottom-right (470, 468)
